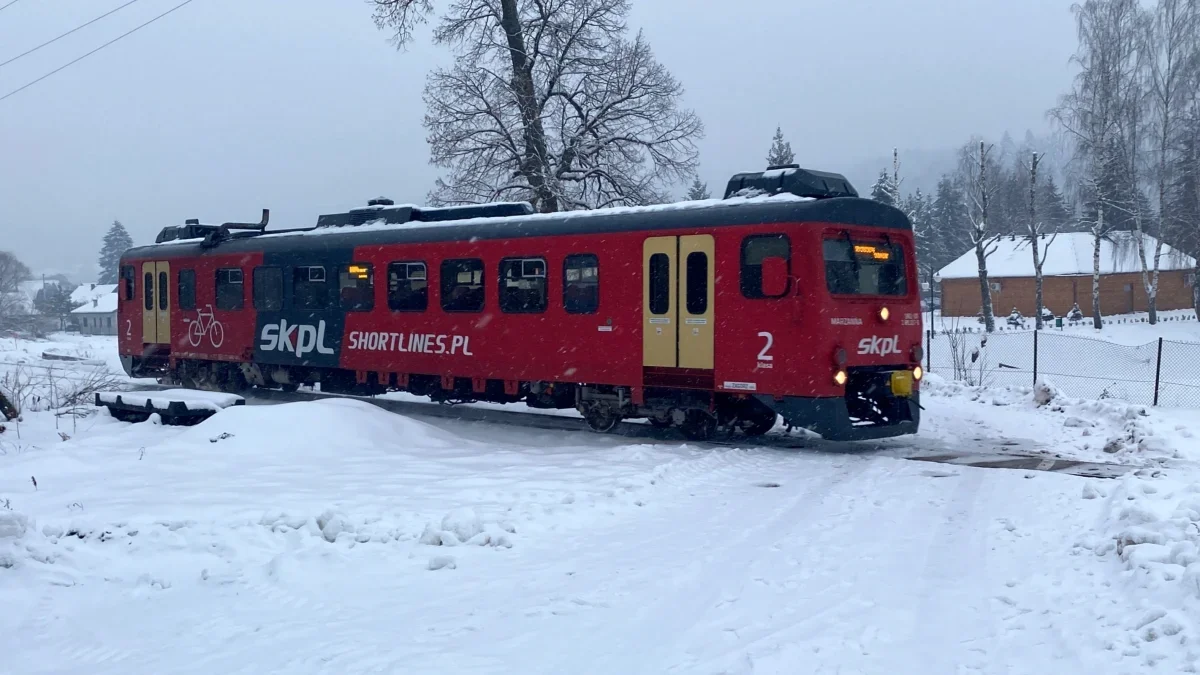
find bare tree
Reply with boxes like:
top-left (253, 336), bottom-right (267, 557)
top-left (1140, 0), bottom-right (1199, 324)
top-left (1026, 152), bottom-right (1058, 328)
top-left (0, 251), bottom-right (32, 329)
top-left (372, 0), bottom-right (703, 211)
top-left (960, 140), bottom-right (999, 333)
top-left (1051, 0), bottom-right (1143, 329)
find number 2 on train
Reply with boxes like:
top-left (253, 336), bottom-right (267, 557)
top-left (757, 332), bottom-right (773, 362)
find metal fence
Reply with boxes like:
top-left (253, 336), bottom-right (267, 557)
top-left (926, 329), bottom-right (1200, 409)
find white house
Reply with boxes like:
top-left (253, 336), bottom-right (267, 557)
top-left (71, 288), bottom-right (118, 335)
top-left (70, 283), bottom-right (118, 307)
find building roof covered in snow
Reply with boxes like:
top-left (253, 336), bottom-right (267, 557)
top-left (70, 283), bottom-right (117, 306)
top-left (71, 291), bottom-right (118, 314)
top-left (936, 232), bottom-right (1196, 280)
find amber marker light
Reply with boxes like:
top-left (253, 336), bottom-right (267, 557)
top-left (879, 306), bottom-right (890, 321)
top-left (834, 370), bottom-right (848, 386)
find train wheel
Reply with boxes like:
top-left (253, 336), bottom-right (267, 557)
top-left (679, 410), bottom-right (717, 442)
top-left (582, 404), bottom-right (621, 433)
top-left (737, 402), bottom-right (778, 437)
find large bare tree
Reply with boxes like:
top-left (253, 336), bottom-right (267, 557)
top-left (959, 140), bottom-right (999, 333)
top-left (1051, 0), bottom-right (1143, 329)
top-left (0, 250), bottom-right (33, 329)
top-left (371, 0), bottom-right (703, 211)
top-left (1025, 152), bottom-right (1059, 329)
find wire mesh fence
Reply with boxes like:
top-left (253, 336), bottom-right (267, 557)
top-left (927, 329), bottom-right (1200, 409)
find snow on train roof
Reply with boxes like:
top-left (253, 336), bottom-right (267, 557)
top-left (254, 193), bottom-right (816, 241)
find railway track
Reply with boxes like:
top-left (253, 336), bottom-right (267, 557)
top-left (120, 382), bottom-right (1133, 479)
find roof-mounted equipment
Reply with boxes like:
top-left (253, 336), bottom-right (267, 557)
top-left (723, 166), bottom-right (858, 200)
top-left (315, 199), bottom-right (534, 228)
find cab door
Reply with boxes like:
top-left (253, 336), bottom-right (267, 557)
top-left (678, 234), bottom-right (714, 369)
top-left (141, 261), bottom-right (171, 345)
top-left (643, 237), bottom-right (677, 367)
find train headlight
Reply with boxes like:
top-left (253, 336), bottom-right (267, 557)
top-left (833, 369), bottom-right (848, 386)
top-left (913, 366), bottom-right (923, 381)
top-left (879, 306), bottom-right (890, 321)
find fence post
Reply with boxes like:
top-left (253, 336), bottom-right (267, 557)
top-left (1154, 337), bottom-right (1164, 407)
top-left (1033, 329), bottom-right (1038, 386)
top-left (926, 328), bottom-right (932, 374)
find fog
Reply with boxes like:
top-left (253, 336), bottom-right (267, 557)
top-left (0, 0), bottom-right (1077, 280)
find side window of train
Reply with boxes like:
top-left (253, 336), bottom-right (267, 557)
top-left (293, 266), bottom-right (329, 310)
top-left (253, 267), bottom-right (284, 311)
top-left (178, 269), bottom-right (196, 311)
top-left (563, 254), bottom-right (599, 314)
top-left (121, 266), bottom-right (135, 301)
top-left (143, 271), bottom-right (154, 311)
top-left (441, 259), bottom-right (485, 312)
top-left (499, 257), bottom-right (547, 313)
top-left (741, 234), bottom-right (791, 299)
top-left (648, 253), bottom-right (670, 314)
top-left (388, 262), bottom-right (427, 312)
top-left (339, 263), bottom-right (374, 312)
top-left (216, 268), bottom-right (245, 310)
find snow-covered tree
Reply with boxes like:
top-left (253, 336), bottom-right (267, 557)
top-left (0, 250), bottom-right (32, 328)
top-left (372, 0), bottom-right (703, 211)
top-left (870, 169), bottom-right (896, 206)
top-left (685, 176), bottom-right (711, 201)
top-left (1025, 152), bottom-right (1058, 329)
top-left (959, 140), bottom-right (1000, 333)
top-left (1051, 0), bottom-right (1143, 329)
top-left (97, 220), bottom-right (133, 285)
top-left (765, 126), bottom-right (794, 167)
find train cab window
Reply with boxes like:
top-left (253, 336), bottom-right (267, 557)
top-left (253, 267), bottom-right (284, 311)
top-left (563, 254), bottom-right (599, 314)
top-left (293, 266), bottom-right (329, 310)
top-left (648, 253), bottom-right (670, 314)
top-left (143, 271), bottom-right (153, 311)
top-left (388, 262), bottom-right (428, 311)
top-left (121, 266), bottom-right (135, 301)
top-left (741, 234), bottom-right (791, 299)
top-left (178, 269), bottom-right (196, 311)
top-left (441, 259), bottom-right (485, 312)
top-left (499, 257), bottom-right (546, 313)
top-left (686, 252), bottom-right (708, 314)
top-left (216, 268), bottom-right (244, 310)
top-left (823, 238), bottom-right (908, 296)
top-left (339, 263), bottom-right (374, 312)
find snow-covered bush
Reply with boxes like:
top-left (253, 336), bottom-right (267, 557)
top-left (1067, 303), bottom-right (1084, 322)
top-left (1006, 307), bottom-right (1025, 328)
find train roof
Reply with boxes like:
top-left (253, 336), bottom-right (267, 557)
top-left (125, 170), bottom-right (911, 260)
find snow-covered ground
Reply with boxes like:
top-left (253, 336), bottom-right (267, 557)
top-left (4, 331), bottom-right (1200, 673)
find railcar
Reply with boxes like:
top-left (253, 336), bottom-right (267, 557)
top-left (117, 165), bottom-right (924, 441)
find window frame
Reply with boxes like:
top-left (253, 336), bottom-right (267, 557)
top-left (215, 267), bottom-right (245, 311)
top-left (648, 252), bottom-right (671, 315)
top-left (253, 266), bottom-right (284, 312)
top-left (563, 253), bottom-right (600, 315)
top-left (178, 269), bottom-right (196, 311)
top-left (387, 261), bottom-right (429, 312)
top-left (740, 234), bottom-right (792, 299)
top-left (440, 258), bottom-right (485, 313)
top-left (499, 256), bottom-right (548, 314)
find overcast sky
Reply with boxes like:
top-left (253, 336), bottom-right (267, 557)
top-left (0, 0), bottom-right (1078, 280)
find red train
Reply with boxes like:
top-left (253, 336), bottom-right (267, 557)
top-left (117, 166), bottom-right (924, 441)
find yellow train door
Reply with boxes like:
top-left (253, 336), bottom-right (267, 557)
top-left (141, 261), bottom-right (171, 345)
top-left (642, 237), bottom-right (678, 367)
top-left (677, 234), bottom-right (714, 369)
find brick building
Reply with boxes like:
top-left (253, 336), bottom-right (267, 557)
top-left (936, 232), bottom-right (1197, 318)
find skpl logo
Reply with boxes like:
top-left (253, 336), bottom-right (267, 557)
top-left (857, 334), bottom-right (903, 356)
top-left (260, 319), bottom-right (336, 357)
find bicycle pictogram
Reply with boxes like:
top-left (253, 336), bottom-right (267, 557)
top-left (187, 304), bottom-right (225, 348)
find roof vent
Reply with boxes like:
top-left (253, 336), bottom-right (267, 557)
top-left (367, 197), bottom-right (395, 207)
top-left (723, 166), bottom-right (858, 200)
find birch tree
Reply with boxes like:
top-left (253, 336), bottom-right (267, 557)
top-left (960, 140), bottom-right (999, 333)
top-left (1026, 152), bottom-right (1058, 328)
top-left (1141, 0), bottom-right (1199, 323)
top-left (371, 0), bottom-right (703, 211)
top-left (1051, 0), bottom-right (1142, 329)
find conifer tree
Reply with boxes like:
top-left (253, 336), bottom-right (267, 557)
top-left (686, 177), bottom-right (711, 201)
top-left (96, 221), bottom-right (133, 284)
top-left (765, 127), bottom-right (795, 167)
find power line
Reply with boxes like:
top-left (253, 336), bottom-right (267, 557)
top-left (0, 0), bottom-right (25, 13)
top-left (0, 0), bottom-right (141, 69)
top-left (0, 0), bottom-right (196, 104)
top-left (0, 0), bottom-right (142, 70)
